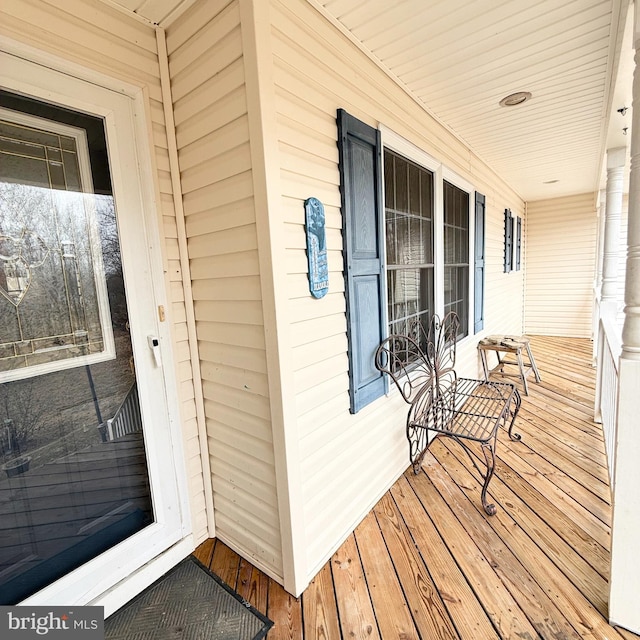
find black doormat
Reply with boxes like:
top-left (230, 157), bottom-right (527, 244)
top-left (105, 556), bottom-right (273, 640)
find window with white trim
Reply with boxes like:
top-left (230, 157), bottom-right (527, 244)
top-left (382, 141), bottom-right (474, 352)
top-left (384, 151), bottom-right (435, 341)
top-left (443, 180), bottom-right (470, 338)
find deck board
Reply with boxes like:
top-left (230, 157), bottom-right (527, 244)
top-left (196, 336), bottom-right (640, 639)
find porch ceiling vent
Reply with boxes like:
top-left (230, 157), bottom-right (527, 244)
top-left (499, 91), bottom-right (532, 107)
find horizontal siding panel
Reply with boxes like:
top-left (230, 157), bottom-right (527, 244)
top-left (301, 399), bottom-right (406, 490)
top-left (189, 250), bottom-right (260, 280)
top-left (290, 314), bottom-right (347, 348)
top-left (166, 260), bottom-right (182, 283)
top-left (179, 112), bottom-right (249, 172)
top-left (194, 300), bottom-right (265, 325)
top-left (277, 114), bottom-right (340, 166)
top-left (170, 280), bottom-right (186, 303)
top-left (211, 421), bottom-right (276, 464)
top-left (210, 441), bottom-right (276, 489)
top-left (187, 224), bottom-right (258, 259)
top-left (2, 0), bottom-right (159, 75)
top-left (175, 86), bottom-right (248, 149)
top-left (279, 141), bottom-right (340, 185)
top-left (212, 459), bottom-right (278, 507)
top-left (303, 431), bottom-right (407, 567)
top-left (212, 493), bottom-right (281, 550)
top-left (288, 292), bottom-right (346, 323)
top-left (293, 355), bottom-right (349, 393)
top-left (274, 83), bottom-right (339, 142)
top-left (154, 147), bottom-right (171, 173)
top-left (181, 142), bottom-right (252, 194)
top-left (196, 321), bottom-right (266, 350)
top-left (169, 1), bottom-right (240, 78)
top-left (207, 401), bottom-right (273, 445)
top-left (199, 342), bottom-right (268, 375)
top-left (170, 27), bottom-right (243, 104)
top-left (185, 197), bottom-right (255, 238)
top-left (212, 478), bottom-right (279, 535)
top-left (204, 380), bottom-right (272, 422)
top-left (182, 171), bottom-right (254, 217)
top-left (279, 170), bottom-right (343, 207)
top-left (292, 334), bottom-right (349, 371)
top-left (214, 512), bottom-right (283, 581)
top-left (177, 359), bottom-right (195, 383)
top-left (163, 216), bottom-right (179, 240)
top-left (40, 0), bottom-right (158, 53)
top-left (191, 275), bottom-right (263, 301)
top-left (202, 364), bottom-right (270, 398)
top-left (286, 272), bottom-right (345, 300)
top-left (166, 0), bottom-right (234, 52)
top-left (157, 169), bottom-right (173, 195)
top-left (295, 374), bottom-right (350, 421)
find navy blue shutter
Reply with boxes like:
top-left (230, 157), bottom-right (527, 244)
top-left (337, 109), bottom-right (386, 413)
top-left (504, 209), bottom-right (513, 273)
top-left (474, 192), bottom-right (485, 333)
top-left (515, 216), bottom-right (522, 270)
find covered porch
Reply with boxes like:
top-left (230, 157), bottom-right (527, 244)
top-left (194, 335), bottom-right (635, 639)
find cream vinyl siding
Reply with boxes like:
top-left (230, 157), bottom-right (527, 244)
top-left (166, 0), bottom-right (283, 579)
top-left (0, 0), bottom-right (209, 540)
top-left (270, 0), bottom-right (525, 580)
top-left (525, 194), bottom-right (598, 337)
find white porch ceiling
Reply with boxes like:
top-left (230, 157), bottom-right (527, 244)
top-left (110, 0), bottom-right (634, 202)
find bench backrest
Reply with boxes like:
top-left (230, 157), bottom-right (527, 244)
top-left (375, 312), bottom-right (460, 405)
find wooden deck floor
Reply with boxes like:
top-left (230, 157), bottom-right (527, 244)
top-left (194, 336), bottom-right (639, 640)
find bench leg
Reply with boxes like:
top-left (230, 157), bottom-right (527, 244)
top-left (480, 440), bottom-right (497, 516)
top-left (407, 423), bottom-right (429, 474)
top-left (507, 389), bottom-right (522, 441)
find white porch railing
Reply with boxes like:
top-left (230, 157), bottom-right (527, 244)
top-left (594, 305), bottom-right (622, 488)
top-left (103, 382), bottom-right (142, 442)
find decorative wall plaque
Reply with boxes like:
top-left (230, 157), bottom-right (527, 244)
top-left (304, 197), bottom-right (329, 298)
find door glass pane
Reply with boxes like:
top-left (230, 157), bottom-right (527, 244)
top-left (0, 96), bottom-right (154, 604)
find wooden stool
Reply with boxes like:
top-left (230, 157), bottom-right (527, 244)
top-left (478, 335), bottom-right (541, 395)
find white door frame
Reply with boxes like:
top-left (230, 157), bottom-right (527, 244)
top-left (0, 37), bottom-right (192, 614)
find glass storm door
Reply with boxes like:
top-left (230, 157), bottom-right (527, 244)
top-left (0, 56), bottom-right (184, 607)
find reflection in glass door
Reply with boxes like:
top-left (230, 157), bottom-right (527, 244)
top-left (0, 98), bottom-right (154, 603)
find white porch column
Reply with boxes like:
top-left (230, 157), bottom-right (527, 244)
top-left (596, 189), bottom-right (607, 292)
top-left (602, 148), bottom-right (626, 302)
top-left (609, 5), bottom-right (640, 634)
top-left (593, 189), bottom-right (607, 360)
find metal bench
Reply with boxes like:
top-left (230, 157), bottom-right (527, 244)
top-left (375, 313), bottom-right (522, 515)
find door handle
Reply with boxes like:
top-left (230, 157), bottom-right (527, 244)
top-left (147, 335), bottom-right (162, 368)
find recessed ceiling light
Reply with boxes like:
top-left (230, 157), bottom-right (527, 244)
top-left (499, 91), bottom-right (532, 107)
